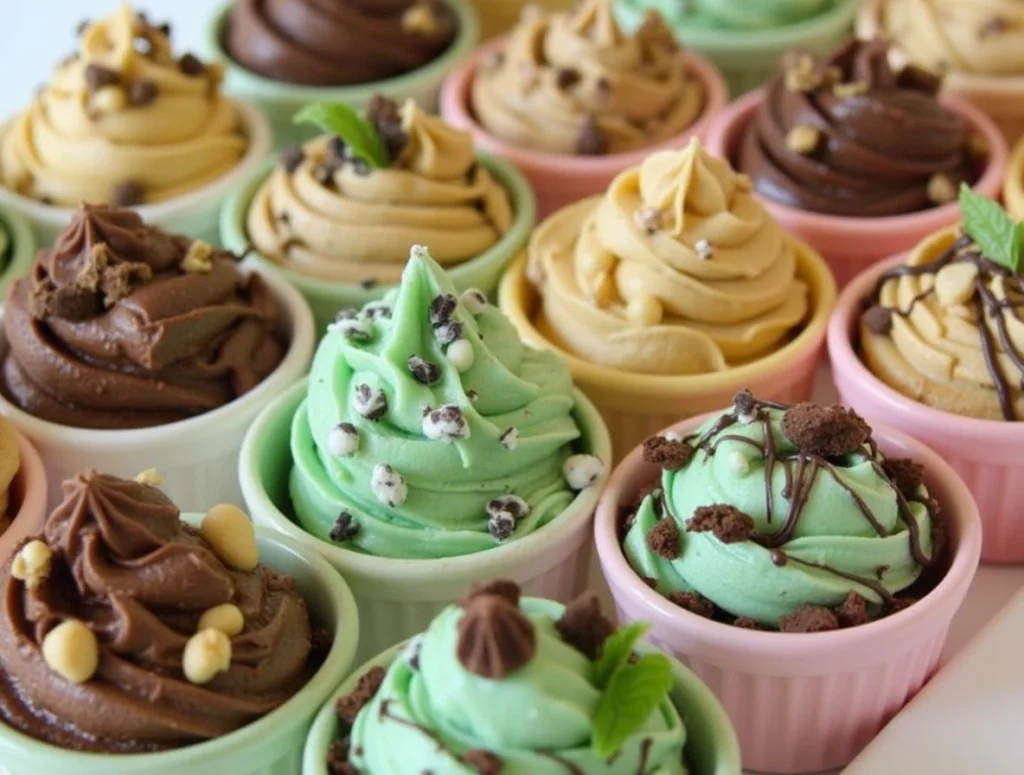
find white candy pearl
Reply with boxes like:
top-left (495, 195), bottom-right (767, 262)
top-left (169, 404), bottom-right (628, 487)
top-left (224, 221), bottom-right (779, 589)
top-left (446, 339), bottom-right (475, 373)
top-left (563, 454), bottom-right (605, 491)
top-left (328, 423), bottom-right (359, 457)
top-left (459, 288), bottom-right (488, 315)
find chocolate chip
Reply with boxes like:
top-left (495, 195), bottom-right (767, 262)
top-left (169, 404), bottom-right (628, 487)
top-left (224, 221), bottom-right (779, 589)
top-left (326, 739), bottom-right (355, 775)
top-left (642, 436), bottom-right (693, 471)
top-left (686, 505), bottom-right (755, 543)
top-left (646, 518), bottom-right (680, 559)
top-left (464, 749), bottom-right (502, 775)
top-left (360, 277), bottom-right (378, 290)
top-left (84, 63), bottom-right (120, 92)
top-left (365, 94), bottom-right (408, 161)
top-left (576, 116), bottom-right (609, 156)
top-left (733, 616), bottom-right (763, 630)
top-left (898, 64), bottom-right (942, 94)
top-left (862, 305), bottom-right (893, 335)
top-left (280, 145), bottom-right (304, 173)
top-left (734, 388), bottom-right (757, 422)
top-left (111, 181), bottom-right (144, 207)
top-left (457, 594), bottom-right (536, 679)
top-left (883, 457), bottom-right (925, 499)
top-left (314, 160), bottom-right (341, 187)
top-left (782, 403), bottom-right (872, 458)
top-left (128, 80), bottom-right (157, 106)
top-left (836, 592), bottom-right (869, 628)
top-left (329, 512), bottom-right (359, 542)
top-left (429, 293), bottom-right (457, 326)
top-left (778, 605), bottom-right (839, 633)
top-left (459, 579), bottom-right (521, 608)
top-left (555, 67), bottom-right (581, 89)
top-left (179, 53), bottom-right (206, 76)
top-left (554, 592), bottom-right (615, 660)
top-left (335, 665), bottom-right (385, 725)
top-left (407, 355), bottom-right (441, 385)
top-left (667, 591), bottom-right (715, 618)
top-left (887, 597), bottom-right (918, 616)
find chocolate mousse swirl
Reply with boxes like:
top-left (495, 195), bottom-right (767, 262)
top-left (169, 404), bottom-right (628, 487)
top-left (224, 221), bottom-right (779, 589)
top-left (226, 0), bottom-right (457, 86)
top-left (1, 205), bottom-right (285, 429)
top-left (738, 38), bottom-right (982, 217)
top-left (0, 471), bottom-right (315, 753)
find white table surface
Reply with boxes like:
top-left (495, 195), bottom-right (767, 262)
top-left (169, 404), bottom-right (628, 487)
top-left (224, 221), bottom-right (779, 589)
top-left (5, 3), bottom-right (1024, 774)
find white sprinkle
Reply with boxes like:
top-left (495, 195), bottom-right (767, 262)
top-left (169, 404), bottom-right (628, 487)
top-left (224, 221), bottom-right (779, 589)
top-left (499, 427), bottom-right (519, 451)
top-left (327, 423), bottom-right (359, 457)
top-left (695, 239), bottom-right (714, 260)
top-left (563, 454), bottom-right (604, 490)
top-left (446, 339), bottom-right (475, 373)
top-left (371, 464), bottom-right (408, 508)
top-left (459, 288), bottom-right (488, 315)
top-left (422, 404), bottom-right (471, 443)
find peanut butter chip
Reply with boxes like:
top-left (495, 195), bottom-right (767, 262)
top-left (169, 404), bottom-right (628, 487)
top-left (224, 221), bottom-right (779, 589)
top-left (785, 55), bottom-right (819, 93)
top-left (183, 629), bottom-right (232, 684)
top-left (786, 125), bottom-right (821, 155)
top-left (134, 468), bottom-right (162, 486)
top-left (180, 240), bottom-right (214, 273)
top-left (200, 504), bottom-right (259, 572)
top-left (626, 295), bottom-right (663, 326)
top-left (927, 174), bottom-right (957, 205)
top-left (11, 540), bottom-right (53, 589)
top-left (401, 2), bottom-right (439, 35)
top-left (42, 620), bottom-right (99, 684)
top-left (935, 262), bottom-right (979, 307)
top-left (833, 81), bottom-right (869, 98)
top-left (198, 604), bottom-right (245, 637)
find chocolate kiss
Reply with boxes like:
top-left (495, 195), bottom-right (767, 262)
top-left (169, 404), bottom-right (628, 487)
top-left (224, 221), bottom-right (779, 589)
top-left (456, 595), bottom-right (536, 679)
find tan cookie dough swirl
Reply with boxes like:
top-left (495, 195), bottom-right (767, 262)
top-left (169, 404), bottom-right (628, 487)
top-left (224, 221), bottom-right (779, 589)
top-left (528, 138), bottom-right (809, 374)
top-left (0, 5), bottom-right (246, 207)
top-left (881, 0), bottom-right (1024, 77)
top-left (247, 101), bottom-right (513, 285)
top-left (471, 0), bottom-right (704, 155)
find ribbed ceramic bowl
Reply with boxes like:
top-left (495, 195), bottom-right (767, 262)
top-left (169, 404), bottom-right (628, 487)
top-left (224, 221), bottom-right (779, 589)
top-left (0, 525), bottom-right (359, 775)
top-left (201, 0), bottom-right (479, 149)
top-left (220, 151), bottom-right (536, 335)
top-left (0, 431), bottom-right (48, 563)
top-left (0, 204), bottom-right (35, 311)
top-left (238, 379), bottom-right (612, 663)
top-left (301, 598), bottom-right (742, 775)
top-left (594, 412), bottom-right (982, 773)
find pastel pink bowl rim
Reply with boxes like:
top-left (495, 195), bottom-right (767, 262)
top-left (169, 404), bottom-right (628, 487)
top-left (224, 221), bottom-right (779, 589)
top-left (703, 89), bottom-right (1009, 238)
top-left (593, 412), bottom-right (983, 670)
top-left (827, 248), bottom-right (1024, 444)
top-left (439, 36), bottom-right (729, 172)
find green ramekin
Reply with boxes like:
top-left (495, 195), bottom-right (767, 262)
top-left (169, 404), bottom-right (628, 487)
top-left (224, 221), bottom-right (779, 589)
top-left (220, 151), bottom-right (536, 335)
top-left (0, 525), bottom-right (359, 775)
top-left (300, 599), bottom-right (742, 775)
top-left (614, 0), bottom-right (860, 97)
top-left (0, 202), bottom-right (36, 305)
top-left (200, 0), bottom-right (480, 149)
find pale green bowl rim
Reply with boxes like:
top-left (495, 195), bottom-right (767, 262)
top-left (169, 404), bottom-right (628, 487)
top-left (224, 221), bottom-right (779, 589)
top-left (0, 202), bottom-right (36, 300)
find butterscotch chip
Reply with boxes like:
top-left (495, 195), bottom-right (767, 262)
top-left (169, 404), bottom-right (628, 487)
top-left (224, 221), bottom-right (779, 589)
top-left (642, 436), bottom-right (693, 471)
top-left (686, 505), bottom-right (754, 543)
top-left (336, 666), bottom-right (386, 725)
top-left (733, 616), bottom-right (763, 630)
top-left (459, 579), bottom-right (521, 608)
top-left (861, 305), bottom-right (893, 335)
top-left (836, 592), bottom-right (869, 628)
top-left (779, 605), bottom-right (839, 633)
top-left (667, 591), bottom-right (714, 618)
top-left (555, 592), bottom-right (615, 660)
top-left (883, 457), bottom-right (925, 499)
top-left (646, 518), bottom-right (681, 559)
top-left (781, 403), bottom-right (871, 458)
top-left (927, 173), bottom-right (957, 205)
top-left (786, 125), bottom-right (821, 155)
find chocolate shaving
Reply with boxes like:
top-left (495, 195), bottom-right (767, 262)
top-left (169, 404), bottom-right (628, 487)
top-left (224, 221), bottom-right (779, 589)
top-left (335, 665), bottom-right (386, 725)
top-left (554, 592), bottom-right (615, 660)
top-left (646, 518), bottom-right (680, 559)
top-left (836, 592), bottom-right (869, 628)
top-left (667, 591), bottom-right (714, 619)
top-left (464, 750), bottom-right (503, 775)
top-left (686, 505), bottom-right (754, 544)
top-left (457, 594), bottom-right (535, 679)
top-left (642, 436), bottom-right (693, 471)
top-left (459, 579), bottom-right (521, 608)
top-left (781, 403), bottom-right (871, 458)
top-left (778, 605), bottom-right (839, 633)
top-left (861, 305), bottom-right (893, 335)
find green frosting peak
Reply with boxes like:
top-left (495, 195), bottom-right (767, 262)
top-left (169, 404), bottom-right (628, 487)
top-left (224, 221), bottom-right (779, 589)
top-left (290, 246), bottom-right (587, 559)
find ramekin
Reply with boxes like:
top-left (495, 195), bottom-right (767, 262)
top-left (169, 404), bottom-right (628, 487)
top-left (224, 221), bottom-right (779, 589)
top-left (201, 0), bottom-right (479, 149)
top-left (497, 240), bottom-right (836, 463)
top-left (594, 413), bottom-right (983, 773)
top-left (704, 90), bottom-right (1008, 288)
top-left (220, 152), bottom-right (536, 335)
top-left (0, 524), bottom-right (358, 775)
top-left (614, 0), bottom-right (860, 97)
top-left (301, 599), bottom-right (742, 775)
top-left (0, 431), bottom-right (48, 564)
top-left (858, 0), bottom-right (1024, 144)
top-left (439, 38), bottom-right (729, 218)
top-left (1003, 135), bottom-right (1024, 220)
top-left (239, 379), bottom-right (612, 663)
top-left (829, 246), bottom-right (1024, 563)
top-left (0, 267), bottom-right (314, 513)
top-left (0, 100), bottom-right (271, 247)
top-left (0, 204), bottom-right (35, 311)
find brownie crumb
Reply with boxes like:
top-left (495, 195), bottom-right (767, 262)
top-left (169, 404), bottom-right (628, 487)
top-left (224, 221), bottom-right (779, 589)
top-left (555, 592), bottom-right (615, 660)
top-left (667, 591), bottom-right (714, 619)
top-left (781, 403), bottom-right (871, 458)
top-left (888, 597), bottom-right (918, 615)
top-left (327, 739), bottom-right (357, 775)
top-left (778, 605), bottom-right (839, 633)
top-left (836, 592), bottom-right (869, 628)
top-left (464, 749), bottom-right (502, 775)
top-left (335, 666), bottom-right (386, 725)
top-left (642, 436), bottom-right (694, 471)
top-left (733, 616), bottom-right (763, 630)
top-left (861, 305), bottom-right (893, 335)
top-left (929, 500), bottom-right (948, 560)
top-left (646, 518), bottom-right (681, 559)
top-left (642, 576), bottom-right (658, 589)
top-left (685, 505), bottom-right (754, 543)
top-left (459, 579), bottom-right (521, 608)
top-left (883, 457), bottom-right (925, 499)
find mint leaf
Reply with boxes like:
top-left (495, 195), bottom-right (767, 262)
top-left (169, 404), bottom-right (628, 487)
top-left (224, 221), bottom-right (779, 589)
top-left (592, 653), bottom-right (674, 759)
top-left (293, 102), bottom-right (389, 169)
top-left (959, 183), bottom-right (1024, 273)
top-left (593, 622), bottom-right (649, 690)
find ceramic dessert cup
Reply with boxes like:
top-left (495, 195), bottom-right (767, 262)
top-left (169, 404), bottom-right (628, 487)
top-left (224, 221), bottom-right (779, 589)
top-left (439, 38), bottom-right (729, 218)
top-left (202, 0), bottom-right (479, 149)
top-left (239, 379), bottom-right (612, 662)
top-left (0, 524), bottom-right (358, 775)
top-left (301, 600), bottom-right (743, 775)
top-left (1004, 136), bottom-right (1024, 220)
top-left (498, 241), bottom-right (836, 463)
top-left (704, 90), bottom-right (1008, 289)
top-left (594, 412), bottom-right (982, 773)
top-left (829, 247), bottom-right (1024, 564)
top-left (0, 431), bottom-right (47, 563)
top-left (220, 153), bottom-right (536, 334)
top-left (0, 204), bottom-right (35, 308)
top-left (0, 101), bottom-right (270, 247)
top-left (0, 268), bottom-right (314, 512)
top-left (615, 0), bottom-right (860, 97)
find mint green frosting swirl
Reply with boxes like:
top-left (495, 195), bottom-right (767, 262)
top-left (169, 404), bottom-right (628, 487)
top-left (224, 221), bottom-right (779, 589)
top-left (289, 248), bottom-right (583, 559)
top-left (615, 0), bottom-right (837, 30)
top-left (623, 406), bottom-right (936, 626)
top-left (350, 598), bottom-right (688, 774)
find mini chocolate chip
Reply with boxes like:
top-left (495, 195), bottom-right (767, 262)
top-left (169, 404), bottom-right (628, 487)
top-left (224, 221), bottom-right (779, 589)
top-left (782, 403), bottom-right (872, 458)
top-left (76, 18), bottom-right (91, 35)
top-left (733, 616), bottom-right (763, 630)
top-left (862, 305), bottom-right (893, 335)
top-left (329, 512), bottom-right (359, 542)
top-left (686, 505), bottom-right (755, 543)
top-left (836, 592), bottom-right (869, 628)
top-left (429, 293), bottom-right (457, 326)
top-left (84, 63), bottom-right (120, 92)
top-left (280, 145), bottom-right (305, 173)
top-left (111, 181), bottom-right (144, 207)
top-left (457, 594), bottom-right (536, 679)
top-left (360, 277), bottom-right (378, 290)
top-left (556, 67), bottom-right (581, 89)
top-left (407, 355), bottom-right (441, 385)
top-left (179, 53), bottom-right (206, 76)
top-left (335, 666), bottom-right (386, 725)
top-left (898, 64), bottom-right (942, 94)
top-left (576, 116), bottom-right (608, 156)
top-left (642, 436), bottom-right (693, 471)
top-left (459, 580), bottom-right (521, 608)
top-left (128, 80), bottom-right (157, 106)
top-left (646, 518), bottom-right (680, 559)
top-left (667, 591), bottom-right (714, 618)
top-left (779, 605), bottom-right (839, 633)
top-left (555, 592), bottom-right (615, 660)
top-left (464, 749), bottom-right (502, 775)
top-left (883, 457), bottom-right (925, 499)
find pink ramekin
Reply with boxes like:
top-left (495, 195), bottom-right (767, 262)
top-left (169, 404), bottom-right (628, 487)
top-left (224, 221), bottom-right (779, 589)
top-left (439, 37), bottom-right (729, 218)
top-left (704, 90), bottom-right (1008, 288)
top-left (594, 413), bottom-right (982, 774)
top-left (829, 251), bottom-right (1023, 564)
top-left (0, 431), bottom-right (48, 564)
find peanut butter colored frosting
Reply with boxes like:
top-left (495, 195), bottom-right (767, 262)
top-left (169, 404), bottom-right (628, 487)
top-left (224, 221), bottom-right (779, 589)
top-left (471, 0), bottom-right (704, 155)
top-left (528, 138), bottom-right (809, 375)
top-left (0, 419), bottom-right (19, 536)
top-left (881, 0), bottom-right (1024, 77)
top-left (247, 100), bottom-right (513, 284)
top-left (0, 5), bottom-right (246, 207)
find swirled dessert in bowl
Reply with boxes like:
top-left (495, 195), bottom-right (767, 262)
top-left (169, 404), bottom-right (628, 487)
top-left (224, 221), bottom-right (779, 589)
top-left (0, 6), bottom-right (268, 244)
top-left (0, 469), bottom-right (357, 775)
top-left (239, 244), bottom-right (611, 660)
top-left (440, 0), bottom-right (727, 216)
top-left (859, 0), bottom-right (1024, 143)
top-left (221, 96), bottom-right (534, 334)
top-left (594, 392), bottom-right (981, 772)
top-left (500, 136), bottom-right (835, 460)
top-left (704, 37), bottom-right (1008, 287)
top-left (203, 0), bottom-right (478, 147)
top-left (304, 580), bottom-right (741, 775)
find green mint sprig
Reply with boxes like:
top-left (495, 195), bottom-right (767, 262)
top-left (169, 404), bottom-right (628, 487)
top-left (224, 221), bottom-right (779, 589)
top-left (593, 622), bottom-right (649, 689)
top-left (959, 183), bottom-right (1024, 273)
top-left (293, 102), bottom-right (389, 169)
